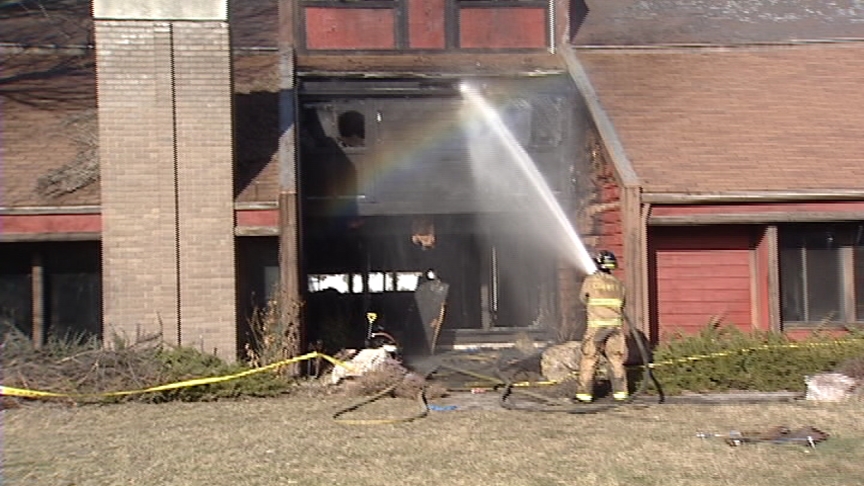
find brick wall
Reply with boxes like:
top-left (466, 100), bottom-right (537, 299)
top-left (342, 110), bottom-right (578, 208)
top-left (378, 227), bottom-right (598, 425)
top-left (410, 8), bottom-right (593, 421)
top-left (95, 19), bottom-right (236, 360)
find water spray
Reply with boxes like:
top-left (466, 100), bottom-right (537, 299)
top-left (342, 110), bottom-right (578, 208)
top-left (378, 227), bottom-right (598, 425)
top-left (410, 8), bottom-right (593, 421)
top-left (461, 85), bottom-right (597, 275)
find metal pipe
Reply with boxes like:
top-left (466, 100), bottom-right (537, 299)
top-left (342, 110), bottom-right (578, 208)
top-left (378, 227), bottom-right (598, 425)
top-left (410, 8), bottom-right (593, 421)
top-left (548, 0), bottom-right (556, 54)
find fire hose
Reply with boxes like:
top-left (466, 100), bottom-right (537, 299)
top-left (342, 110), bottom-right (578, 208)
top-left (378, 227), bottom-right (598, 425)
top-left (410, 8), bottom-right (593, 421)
top-left (332, 314), bottom-right (663, 424)
top-left (497, 313), bottom-right (664, 414)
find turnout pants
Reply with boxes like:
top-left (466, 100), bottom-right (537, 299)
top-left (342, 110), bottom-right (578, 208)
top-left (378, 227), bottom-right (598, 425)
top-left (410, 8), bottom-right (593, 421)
top-left (576, 326), bottom-right (628, 397)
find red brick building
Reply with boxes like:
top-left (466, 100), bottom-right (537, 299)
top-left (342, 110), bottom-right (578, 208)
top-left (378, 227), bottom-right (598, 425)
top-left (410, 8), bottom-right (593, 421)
top-left (2, 0), bottom-right (862, 360)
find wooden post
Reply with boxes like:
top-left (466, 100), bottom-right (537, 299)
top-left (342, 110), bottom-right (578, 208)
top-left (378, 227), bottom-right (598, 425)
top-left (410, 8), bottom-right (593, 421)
top-left (31, 252), bottom-right (44, 348)
top-left (621, 185), bottom-right (646, 334)
top-left (278, 0), bottom-right (303, 374)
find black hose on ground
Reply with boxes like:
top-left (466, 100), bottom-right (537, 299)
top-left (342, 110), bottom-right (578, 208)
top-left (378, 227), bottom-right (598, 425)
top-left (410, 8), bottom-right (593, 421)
top-left (331, 316), bottom-right (665, 423)
top-left (498, 314), bottom-right (664, 414)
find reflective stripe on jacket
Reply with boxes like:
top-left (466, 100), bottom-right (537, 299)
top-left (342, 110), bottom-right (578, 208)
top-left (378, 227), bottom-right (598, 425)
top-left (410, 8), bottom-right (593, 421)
top-left (580, 272), bottom-right (626, 329)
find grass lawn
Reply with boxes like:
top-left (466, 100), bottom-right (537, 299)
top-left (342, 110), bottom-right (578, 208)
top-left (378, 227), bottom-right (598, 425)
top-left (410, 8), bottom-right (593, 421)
top-left (3, 392), bottom-right (862, 486)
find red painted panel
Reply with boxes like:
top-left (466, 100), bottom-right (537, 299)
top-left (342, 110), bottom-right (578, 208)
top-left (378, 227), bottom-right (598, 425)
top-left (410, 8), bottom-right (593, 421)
top-left (650, 226), bottom-right (754, 337)
top-left (305, 8), bottom-right (395, 50)
top-left (235, 209), bottom-right (279, 228)
top-left (408, 0), bottom-right (445, 49)
top-left (652, 201), bottom-right (864, 218)
top-left (0, 214), bottom-right (101, 234)
top-left (459, 8), bottom-right (546, 49)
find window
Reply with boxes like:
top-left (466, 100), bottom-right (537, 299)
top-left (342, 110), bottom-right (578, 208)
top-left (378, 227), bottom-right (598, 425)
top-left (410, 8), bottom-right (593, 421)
top-left (0, 246), bottom-right (33, 338)
top-left (45, 246), bottom-right (102, 340)
top-left (308, 272), bottom-right (422, 294)
top-left (779, 224), bottom-right (864, 326)
top-left (0, 242), bottom-right (101, 344)
top-left (337, 110), bottom-right (365, 148)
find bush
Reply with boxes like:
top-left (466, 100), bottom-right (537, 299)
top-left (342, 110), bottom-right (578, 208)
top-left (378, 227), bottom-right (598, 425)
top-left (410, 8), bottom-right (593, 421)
top-left (1, 328), bottom-right (295, 404)
top-left (635, 325), bottom-right (864, 395)
top-left (151, 346), bottom-right (293, 403)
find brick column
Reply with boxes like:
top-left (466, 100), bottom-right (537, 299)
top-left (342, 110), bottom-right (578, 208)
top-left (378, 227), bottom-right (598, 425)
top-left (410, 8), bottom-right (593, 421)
top-left (94, 1), bottom-right (236, 360)
top-left (173, 22), bottom-right (236, 358)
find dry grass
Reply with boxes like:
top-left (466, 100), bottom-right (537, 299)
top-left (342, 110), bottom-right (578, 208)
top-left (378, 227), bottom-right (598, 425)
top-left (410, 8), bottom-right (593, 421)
top-left (3, 393), bottom-right (863, 486)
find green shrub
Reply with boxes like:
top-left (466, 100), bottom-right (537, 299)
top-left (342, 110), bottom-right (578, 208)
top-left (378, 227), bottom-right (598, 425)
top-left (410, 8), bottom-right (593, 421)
top-left (634, 325), bottom-right (864, 395)
top-left (148, 346), bottom-right (293, 403)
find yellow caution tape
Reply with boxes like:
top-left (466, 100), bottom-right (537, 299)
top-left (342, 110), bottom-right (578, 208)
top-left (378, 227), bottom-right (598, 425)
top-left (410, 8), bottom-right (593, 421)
top-left (646, 338), bottom-right (864, 369)
top-left (6, 338), bottom-right (863, 399)
top-left (503, 337), bottom-right (864, 388)
top-left (0, 351), bottom-right (353, 400)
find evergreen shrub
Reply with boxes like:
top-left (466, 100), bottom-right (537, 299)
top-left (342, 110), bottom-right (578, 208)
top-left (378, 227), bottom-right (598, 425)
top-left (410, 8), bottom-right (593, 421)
top-left (635, 325), bottom-right (864, 395)
top-left (149, 346), bottom-right (293, 403)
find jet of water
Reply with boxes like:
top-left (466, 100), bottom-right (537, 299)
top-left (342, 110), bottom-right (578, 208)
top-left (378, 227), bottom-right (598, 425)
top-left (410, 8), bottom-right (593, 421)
top-left (460, 83), bottom-right (597, 276)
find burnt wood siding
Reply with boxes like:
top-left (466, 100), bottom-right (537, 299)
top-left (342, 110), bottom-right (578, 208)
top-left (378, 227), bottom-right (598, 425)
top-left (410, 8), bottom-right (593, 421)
top-left (584, 130), bottom-right (625, 279)
top-left (649, 226), bottom-right (754, 337)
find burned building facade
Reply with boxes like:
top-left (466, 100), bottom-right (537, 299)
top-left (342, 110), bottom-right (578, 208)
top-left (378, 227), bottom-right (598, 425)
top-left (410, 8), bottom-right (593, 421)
top-left (8, 0), bottom-right (857, 360)
top-left (1, 0), bottom-right (596, 360)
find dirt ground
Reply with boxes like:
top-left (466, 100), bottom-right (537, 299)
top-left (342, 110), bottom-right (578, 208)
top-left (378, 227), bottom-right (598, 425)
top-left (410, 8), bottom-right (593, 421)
top-left (3, 390), bottom-right (863, 486)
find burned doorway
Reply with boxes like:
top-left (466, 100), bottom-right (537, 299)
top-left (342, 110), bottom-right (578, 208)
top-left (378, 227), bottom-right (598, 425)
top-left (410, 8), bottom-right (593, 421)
top-left (298, 78), bottom-right (573, 354)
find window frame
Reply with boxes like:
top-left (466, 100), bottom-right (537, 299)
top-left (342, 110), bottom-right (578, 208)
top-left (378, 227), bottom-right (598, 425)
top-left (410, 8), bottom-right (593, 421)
top-left (778, 223), bottom-right (864, 329)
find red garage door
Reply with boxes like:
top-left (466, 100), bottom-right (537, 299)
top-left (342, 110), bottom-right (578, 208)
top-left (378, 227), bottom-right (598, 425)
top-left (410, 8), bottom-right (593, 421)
top-left (649, 226), bottom-right (755, 339)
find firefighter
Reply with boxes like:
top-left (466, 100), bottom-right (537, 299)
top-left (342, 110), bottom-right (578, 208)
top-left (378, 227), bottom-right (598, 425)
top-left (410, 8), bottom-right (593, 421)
top-left (575, 250), bottom-right (629, 403)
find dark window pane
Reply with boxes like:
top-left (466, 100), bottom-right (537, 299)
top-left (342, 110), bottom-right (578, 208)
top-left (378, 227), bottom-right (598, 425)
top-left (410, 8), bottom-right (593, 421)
top-left (0, 274), bottom-right (32, 338)
top-left (44, 242), bottom-right (102, 341)
top-left (780, 226), bottom-right (845, 324)
top-left (805, 248), bottom-right (843, 322)
top-left (47, 272), bottom-right (101, 340)
top-left (0, 244), bottom-right (33, 338)
top-left (779, 246), bottom-right (804, 322)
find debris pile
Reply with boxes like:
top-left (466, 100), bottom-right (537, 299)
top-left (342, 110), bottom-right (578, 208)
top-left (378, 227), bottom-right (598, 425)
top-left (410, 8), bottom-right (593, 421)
top-left (540, 341), bottom-right (582, 382)
top-left (1, 329), bottom-right (163, 403)
top-left (329, 347), bottom-right (447, 400)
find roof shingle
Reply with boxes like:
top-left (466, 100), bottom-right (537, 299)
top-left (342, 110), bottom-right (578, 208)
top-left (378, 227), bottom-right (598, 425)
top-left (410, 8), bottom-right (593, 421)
top-left (578, 42), bottom-right (864, 194)
top-left (575, 0), bottom-right (864, 46)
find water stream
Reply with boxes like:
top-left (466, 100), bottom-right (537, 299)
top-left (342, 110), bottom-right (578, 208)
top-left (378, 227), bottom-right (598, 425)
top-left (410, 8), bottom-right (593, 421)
top-left (460, 83), bottom-right (597, 276)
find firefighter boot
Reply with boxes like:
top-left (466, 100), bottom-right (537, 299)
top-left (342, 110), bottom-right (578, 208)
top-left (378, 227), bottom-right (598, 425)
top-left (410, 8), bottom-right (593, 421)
top-left (575, 393), bottom-right (593, 403)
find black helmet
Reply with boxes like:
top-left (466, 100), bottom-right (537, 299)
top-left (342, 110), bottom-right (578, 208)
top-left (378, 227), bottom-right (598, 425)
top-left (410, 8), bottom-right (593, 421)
top-left (594, 250), bottom-right (617, 271)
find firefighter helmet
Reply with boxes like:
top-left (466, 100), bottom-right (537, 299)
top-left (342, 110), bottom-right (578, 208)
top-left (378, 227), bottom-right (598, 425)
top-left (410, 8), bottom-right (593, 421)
top-left (594, 250), bottom-right (618, 271)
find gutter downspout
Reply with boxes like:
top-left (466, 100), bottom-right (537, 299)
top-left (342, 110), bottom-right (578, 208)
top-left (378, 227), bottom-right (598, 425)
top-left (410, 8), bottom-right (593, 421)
top-left (643, 190), bottom-right (864, 205)
top-left (548, 0), bottom-right (556, 54)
